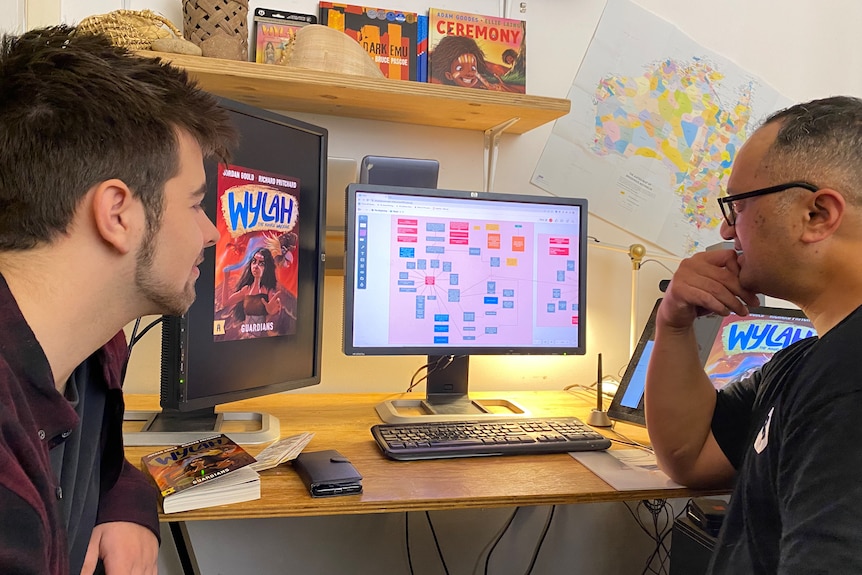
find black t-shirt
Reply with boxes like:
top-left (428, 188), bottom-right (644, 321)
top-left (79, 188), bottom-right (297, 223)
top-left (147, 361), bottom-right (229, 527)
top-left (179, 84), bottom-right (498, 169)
top-left (709, 305), bottom-right (862, 574)
top-left (49, 356), bottom-right (104, 575)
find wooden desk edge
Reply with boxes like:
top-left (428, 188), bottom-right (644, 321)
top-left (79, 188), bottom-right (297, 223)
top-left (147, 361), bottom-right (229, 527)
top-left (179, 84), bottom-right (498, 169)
top-left (160, 486), bottom-right (727, 523)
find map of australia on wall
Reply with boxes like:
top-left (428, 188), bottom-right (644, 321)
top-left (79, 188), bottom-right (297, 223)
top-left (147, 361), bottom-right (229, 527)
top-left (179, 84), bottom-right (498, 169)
top-left (531, 0), bottom-right (790, 256)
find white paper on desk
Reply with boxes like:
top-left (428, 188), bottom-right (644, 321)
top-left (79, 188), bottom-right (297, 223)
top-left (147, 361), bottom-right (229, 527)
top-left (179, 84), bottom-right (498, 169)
top-left (250, 432), bottom-right (314, 472)
top-left (571, 449), bottom-right (682, 491)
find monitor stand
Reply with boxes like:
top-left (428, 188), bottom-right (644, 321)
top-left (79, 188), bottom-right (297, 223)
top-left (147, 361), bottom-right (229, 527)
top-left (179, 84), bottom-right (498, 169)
top-left (375, 355), bottom-right (531, 423)
top-left (122, 407), bottom-right (280, 446)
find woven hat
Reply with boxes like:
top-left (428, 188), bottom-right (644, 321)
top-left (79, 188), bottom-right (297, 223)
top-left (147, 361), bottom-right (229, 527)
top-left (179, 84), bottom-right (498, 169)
top-left (285, 25), bottom-right (384, 78)
top-left (77, 9), bottom-right (182, 51)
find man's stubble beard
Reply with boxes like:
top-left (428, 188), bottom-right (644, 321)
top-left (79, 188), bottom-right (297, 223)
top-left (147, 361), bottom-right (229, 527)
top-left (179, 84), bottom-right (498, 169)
top-left (134, 223), bottom-right (198, 317)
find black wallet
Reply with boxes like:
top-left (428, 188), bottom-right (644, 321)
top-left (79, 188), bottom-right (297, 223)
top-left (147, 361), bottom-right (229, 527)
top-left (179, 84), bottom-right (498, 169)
top-left (293, 450), bottom-right (363, 498)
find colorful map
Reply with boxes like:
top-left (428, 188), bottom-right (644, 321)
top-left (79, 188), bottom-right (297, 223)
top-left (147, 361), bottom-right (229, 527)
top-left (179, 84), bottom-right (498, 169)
top-left (531, 0), bottom-right (791, 256)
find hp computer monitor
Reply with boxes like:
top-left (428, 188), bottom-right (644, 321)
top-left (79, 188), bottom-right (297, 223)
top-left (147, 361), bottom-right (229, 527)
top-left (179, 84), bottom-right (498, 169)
top-left (342, 183), bottom-right (588, 423)
top-left (124, 97), bottom-right (327, 445)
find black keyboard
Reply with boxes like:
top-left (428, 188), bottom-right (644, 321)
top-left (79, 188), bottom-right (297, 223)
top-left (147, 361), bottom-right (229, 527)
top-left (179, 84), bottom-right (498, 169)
top-left (371, 417), bottom-right (612, 460)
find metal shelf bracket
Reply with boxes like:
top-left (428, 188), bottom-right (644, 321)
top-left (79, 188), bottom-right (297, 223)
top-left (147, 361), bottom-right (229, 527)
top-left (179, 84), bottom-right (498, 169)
top-left (483, 117), bottom-right (520, 192)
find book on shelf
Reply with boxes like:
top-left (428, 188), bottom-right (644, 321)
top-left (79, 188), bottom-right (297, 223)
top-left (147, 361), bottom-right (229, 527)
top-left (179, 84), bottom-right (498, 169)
top-left (416, 13), bottom-right (428, 82)
top-left (251, 7), bottom-right (318, 65)
top-left (141, 434), bottom-right (260, 514)
top-left (318, 3), bottom-right (424, 81)
top-left (427, 8), bottom-right (526, 93)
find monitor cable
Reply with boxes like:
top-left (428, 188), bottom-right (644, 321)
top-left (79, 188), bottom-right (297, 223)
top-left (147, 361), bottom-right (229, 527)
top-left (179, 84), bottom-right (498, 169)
top-left (404, 512), bottom-right (414, 575)
top-left (405, 511), bottom-right (451, 575)
top-left (605, 425), bottom-right (654, 453)
top-left (474, 507), bottom-right (520, 575)
top-left (425, 511), bottom-right (451, 575)
top-left (562, 375), bottom-right (616, 402)
top-left (121, 315), bottom-right (164, 385)
top-left (623, 499), bottom-right (681, 575)
top-left (405, 355), bottom-right (458, 393)
top-left (474, 506), bottom-right (557, 575)
top-left (523, 505), bottom-right (557, 575)
top-left (128, 316), bottom-right (164, 349)
top-left (563, 379), bottom-right (616, 401)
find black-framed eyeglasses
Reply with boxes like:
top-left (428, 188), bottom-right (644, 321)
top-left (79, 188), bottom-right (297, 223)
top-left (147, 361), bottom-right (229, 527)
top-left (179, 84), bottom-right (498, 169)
top-left (717, 181), bottom-right (819, 226)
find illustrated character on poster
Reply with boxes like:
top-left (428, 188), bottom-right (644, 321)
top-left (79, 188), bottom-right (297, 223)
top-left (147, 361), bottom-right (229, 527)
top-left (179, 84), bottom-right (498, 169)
top-left (430, 35), bottom-right (495, 89)
top-left (214, 169), bottom-right (301, 341)
top-left (181, 446), bottom-right (237, 478)
top-left (502, 48), bottom-right (518, 68)
top-left (264, 41), bottom-right (276, 64)
top-left (159, 445), bottom-right (240, 488)
top-left (223, 247), bottom-right (283, 338)
top-left (265, 230), bottom-right (298, 268)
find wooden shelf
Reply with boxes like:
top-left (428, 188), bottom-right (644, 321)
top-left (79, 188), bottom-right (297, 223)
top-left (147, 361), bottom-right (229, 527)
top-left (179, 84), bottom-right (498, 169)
top-left (145, 52), bottom-right (570, 134)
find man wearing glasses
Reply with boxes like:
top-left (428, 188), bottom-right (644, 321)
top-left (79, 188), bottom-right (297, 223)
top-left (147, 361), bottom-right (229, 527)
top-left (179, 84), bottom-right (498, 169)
top-left (645, 96), bottom-right (862, 574)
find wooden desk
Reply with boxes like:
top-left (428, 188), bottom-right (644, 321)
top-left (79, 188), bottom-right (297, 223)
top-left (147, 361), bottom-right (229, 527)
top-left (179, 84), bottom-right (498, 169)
top-left (124, 390), bottom-right (720, 523)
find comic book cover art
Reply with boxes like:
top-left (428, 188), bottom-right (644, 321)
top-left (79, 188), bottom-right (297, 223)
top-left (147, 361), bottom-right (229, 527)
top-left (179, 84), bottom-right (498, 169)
top-left (319, 3), bottom-right (420, 81)
top-left (141, 434), bottom-right (256, 498)
top-left (703, 313), bottom-right (815, 390)
top-left (214, 164), bottom-right (300, 342)
top-left (252, 8), bottom-right (317, 65)
top-left (427, 8), bottom-right (526, 93)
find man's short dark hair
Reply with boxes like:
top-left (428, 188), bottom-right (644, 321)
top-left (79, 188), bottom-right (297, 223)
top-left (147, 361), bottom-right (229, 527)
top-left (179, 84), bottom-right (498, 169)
top-left (763, 96), bottom-right (862, 203)
top-left (0, 25), bottom-right (238, 250)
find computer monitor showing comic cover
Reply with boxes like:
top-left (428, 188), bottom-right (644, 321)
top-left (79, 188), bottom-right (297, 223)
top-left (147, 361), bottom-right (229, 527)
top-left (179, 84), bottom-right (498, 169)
top-left (123, 97), bottom-right (327, 445)
top-left (342, 183), bottom-right (588, 423)
top-left (700, 307), bottom-right (815, 390)
top-left (608, 302), bottom-right (815, 426)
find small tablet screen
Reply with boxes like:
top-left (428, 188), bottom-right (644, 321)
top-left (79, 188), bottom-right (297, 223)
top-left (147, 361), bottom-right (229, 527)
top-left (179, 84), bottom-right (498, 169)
top-left (608, 301), bottom-right (815, 427)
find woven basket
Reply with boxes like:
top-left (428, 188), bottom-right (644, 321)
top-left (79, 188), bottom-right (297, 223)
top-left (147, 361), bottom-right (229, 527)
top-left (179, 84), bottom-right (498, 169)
top-left (183, 0), bottom-right (249, 59)
top-left (77, 9), bottom-right (181, 50)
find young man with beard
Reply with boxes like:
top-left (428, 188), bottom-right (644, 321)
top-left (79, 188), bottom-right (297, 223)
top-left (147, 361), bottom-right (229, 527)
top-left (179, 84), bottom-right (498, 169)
top-left (0, 26), bottom-right (236, 574)
top-left (645, 96), bottom-right (862, 573)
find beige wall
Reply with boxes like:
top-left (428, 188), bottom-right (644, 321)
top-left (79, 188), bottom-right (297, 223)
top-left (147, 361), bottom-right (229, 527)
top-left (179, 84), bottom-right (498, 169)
top-left (24, 0), bottom-right (59, 28)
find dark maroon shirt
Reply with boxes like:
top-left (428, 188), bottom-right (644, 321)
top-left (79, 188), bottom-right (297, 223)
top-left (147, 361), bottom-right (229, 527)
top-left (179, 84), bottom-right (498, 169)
top-left (0, 274), bottom-right (159, 574)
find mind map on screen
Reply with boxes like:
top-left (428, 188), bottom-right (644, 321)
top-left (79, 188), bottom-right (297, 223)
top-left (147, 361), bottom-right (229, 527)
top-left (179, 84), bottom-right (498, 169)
top-left (357, 210), bottom-right (580, 348)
